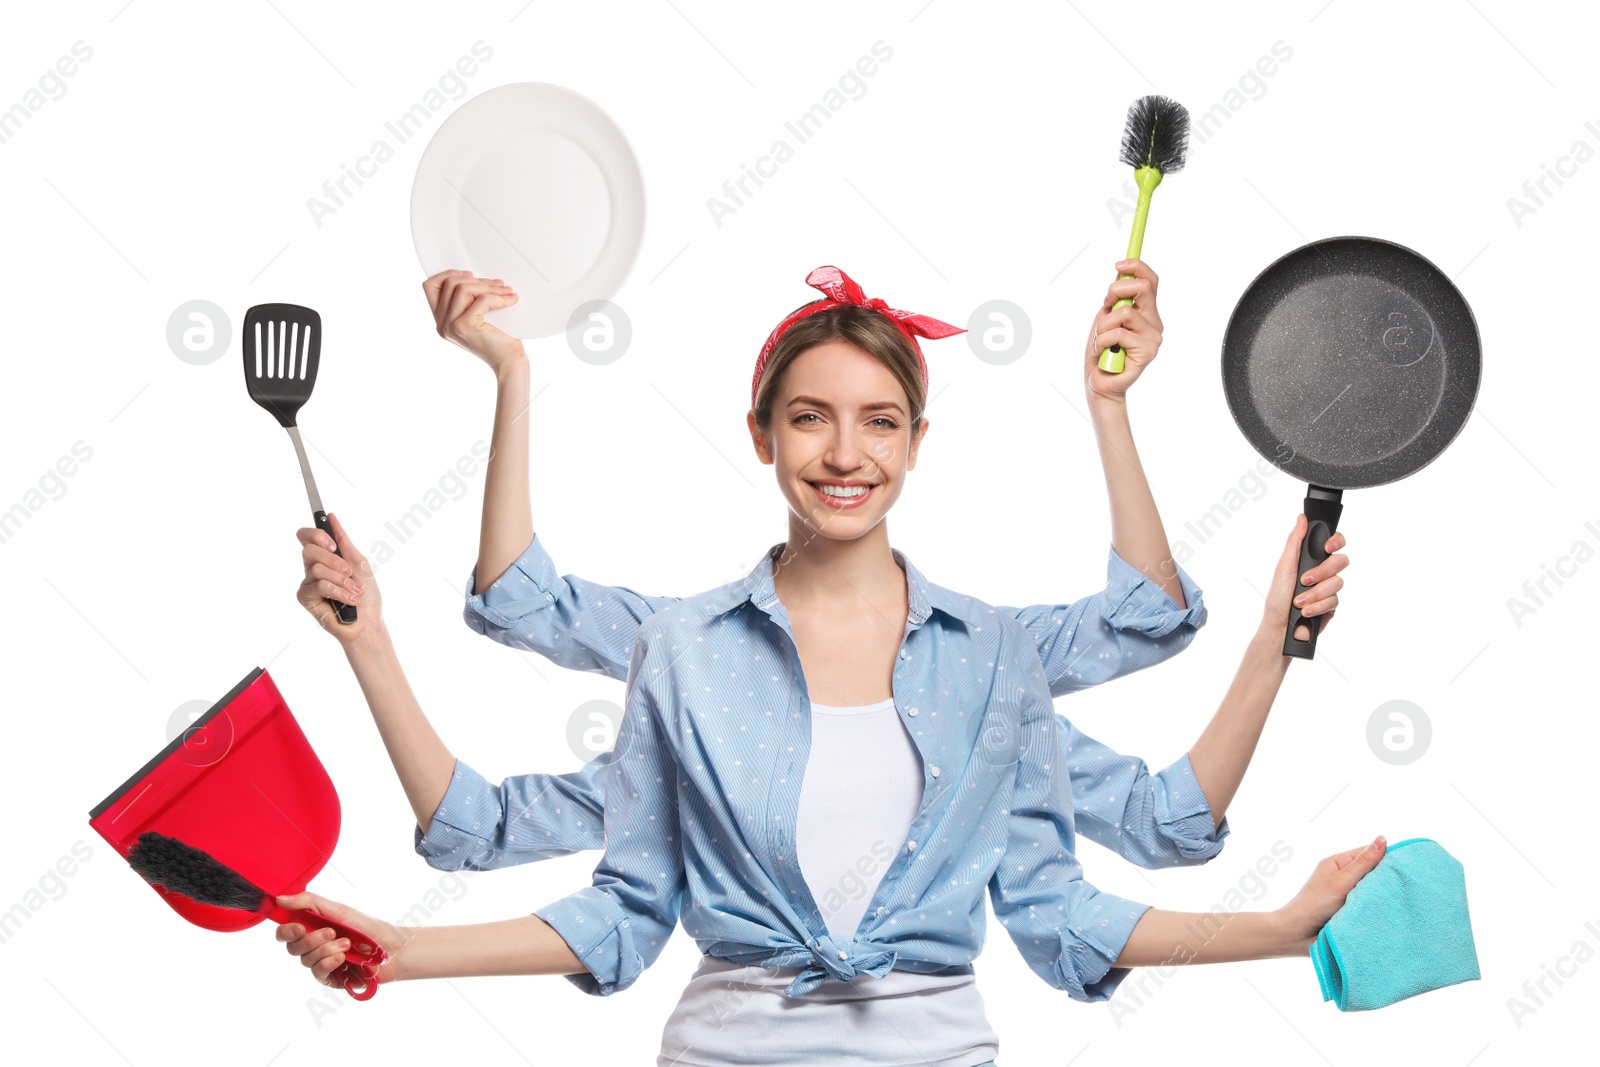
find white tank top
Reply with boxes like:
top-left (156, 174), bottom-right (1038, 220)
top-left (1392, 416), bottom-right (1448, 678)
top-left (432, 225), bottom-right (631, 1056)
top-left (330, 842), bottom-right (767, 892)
top-left (657, 697), bottom-right (1000, 1067)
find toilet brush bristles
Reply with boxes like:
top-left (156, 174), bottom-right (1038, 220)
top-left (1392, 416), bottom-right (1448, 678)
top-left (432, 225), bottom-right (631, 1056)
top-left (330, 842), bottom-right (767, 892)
top-left (1119, 94), bottom-right (1190, 174)
top-left (126, 831), bottom-right (271, 912)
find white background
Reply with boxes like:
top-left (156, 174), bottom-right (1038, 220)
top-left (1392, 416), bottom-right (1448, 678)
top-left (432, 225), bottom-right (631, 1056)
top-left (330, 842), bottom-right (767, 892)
top-left (1, 1), bottom-right (1594, 1064)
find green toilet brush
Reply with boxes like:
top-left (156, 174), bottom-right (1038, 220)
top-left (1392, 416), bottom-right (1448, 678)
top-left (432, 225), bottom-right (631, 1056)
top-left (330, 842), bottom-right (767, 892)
top-left (1098, 94), bottom-right (1191, 374)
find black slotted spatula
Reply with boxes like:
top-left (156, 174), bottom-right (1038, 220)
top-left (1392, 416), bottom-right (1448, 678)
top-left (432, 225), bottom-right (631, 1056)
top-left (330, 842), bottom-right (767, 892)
top-left (242, 303), bottom-right (356, 624)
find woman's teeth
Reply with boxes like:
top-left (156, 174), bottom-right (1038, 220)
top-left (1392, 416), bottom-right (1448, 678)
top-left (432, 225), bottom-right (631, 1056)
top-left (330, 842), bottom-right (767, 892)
top-left (815, 483), bottom-right (871, 497)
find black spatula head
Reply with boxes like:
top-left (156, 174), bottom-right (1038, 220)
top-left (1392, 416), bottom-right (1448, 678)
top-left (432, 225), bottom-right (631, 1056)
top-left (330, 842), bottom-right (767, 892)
top-left (243, 303), bottom-right (322, 428)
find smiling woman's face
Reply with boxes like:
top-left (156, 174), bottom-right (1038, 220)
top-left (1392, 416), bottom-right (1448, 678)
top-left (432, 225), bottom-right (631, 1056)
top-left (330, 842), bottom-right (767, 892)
top-left (748, 339), bottom-right (929, 541)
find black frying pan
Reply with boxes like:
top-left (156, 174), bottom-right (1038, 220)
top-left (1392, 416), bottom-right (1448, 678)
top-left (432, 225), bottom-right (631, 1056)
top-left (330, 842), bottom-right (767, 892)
top-left (1222, 236), bottom-right (1481, 659)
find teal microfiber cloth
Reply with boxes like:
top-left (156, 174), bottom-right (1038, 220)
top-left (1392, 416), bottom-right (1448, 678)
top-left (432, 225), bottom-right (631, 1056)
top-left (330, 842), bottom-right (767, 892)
top-left (1311, 837), bottom-right (1480, 1011)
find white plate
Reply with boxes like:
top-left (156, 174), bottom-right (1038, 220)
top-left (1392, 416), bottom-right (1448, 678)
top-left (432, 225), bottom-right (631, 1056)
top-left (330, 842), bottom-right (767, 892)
top-left (410, 83), bottom-right (645, 339)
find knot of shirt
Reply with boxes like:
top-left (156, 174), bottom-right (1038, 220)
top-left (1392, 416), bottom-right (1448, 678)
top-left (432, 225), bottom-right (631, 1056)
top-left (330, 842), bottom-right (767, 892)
top-left (783, 935), bottom-right (899, 997)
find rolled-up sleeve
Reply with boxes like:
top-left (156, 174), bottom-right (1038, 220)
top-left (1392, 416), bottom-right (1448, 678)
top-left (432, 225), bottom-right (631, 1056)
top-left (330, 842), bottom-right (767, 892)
top-left (414, 756), bottom-right (609, 871)
top-left (1002, 544), bottom-right (1208, 699)
top-left (1061, 720), bottom-right (1230, 868)
top-left (461, 533), bottom-right (677, 680)
top-left (534, 632), bottom-right (685, 996)
top-left (989, 627), bottom-right (1151, 1002)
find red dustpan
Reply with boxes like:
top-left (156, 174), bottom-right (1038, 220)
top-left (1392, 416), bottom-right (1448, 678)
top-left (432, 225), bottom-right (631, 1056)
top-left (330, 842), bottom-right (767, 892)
top-left (90, 667), bottom-right (388, 999)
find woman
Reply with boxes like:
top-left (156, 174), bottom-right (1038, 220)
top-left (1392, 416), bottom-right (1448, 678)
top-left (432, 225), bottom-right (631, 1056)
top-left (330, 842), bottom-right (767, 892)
top-left (281, 269), bottom-right (1374, 1066)
top-left (312, 261), bottom-right (1345, 877)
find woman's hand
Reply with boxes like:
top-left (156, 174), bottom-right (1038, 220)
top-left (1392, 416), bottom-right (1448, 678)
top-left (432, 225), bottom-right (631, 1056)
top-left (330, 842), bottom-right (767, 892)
top-left (297, 512), bottom-right (380, 646)
top-left (274, 891), bottom-right (408, 988)
top-left (1275, 836), bottom-right (1387, 955)
top-left (422, 269), bottom-right (525, 373)
top-left (1261, 512), bottom-right (1349, 644)
top-left (1084, 258), bottom-right (1164, 400)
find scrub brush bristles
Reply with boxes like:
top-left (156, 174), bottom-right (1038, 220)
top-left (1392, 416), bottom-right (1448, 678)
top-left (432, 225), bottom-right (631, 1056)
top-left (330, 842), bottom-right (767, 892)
top-left (1119, 94), bottom-right (1190, 174)
top-left (126, 831), bottom-right (270, 911)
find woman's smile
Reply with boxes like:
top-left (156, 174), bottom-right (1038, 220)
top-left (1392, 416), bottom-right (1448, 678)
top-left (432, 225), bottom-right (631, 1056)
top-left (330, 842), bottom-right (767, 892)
top-left (807, 479), bottom-right (880, 510)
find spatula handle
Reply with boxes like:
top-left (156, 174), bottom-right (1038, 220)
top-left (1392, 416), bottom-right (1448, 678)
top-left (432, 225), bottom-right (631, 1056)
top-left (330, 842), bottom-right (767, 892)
top-left (274, 905), bottom-right (388, 1001)
top-left (313, 511), bottom-right (358, 625)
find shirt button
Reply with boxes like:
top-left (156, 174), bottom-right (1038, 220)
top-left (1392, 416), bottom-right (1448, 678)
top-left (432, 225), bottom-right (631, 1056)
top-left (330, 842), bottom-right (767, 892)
top-left (899, 649), bottom-right (908, 659)
top-left (838, 949), bottom-right (848, 960)
top-left (907, 840), bottom-right (917, 851)
top-left (544, 592), bottom-right (554, 602)
top-left (930, 766), bottom-right (941, 778)
top-left (907, 707), bottom-right (919, 717)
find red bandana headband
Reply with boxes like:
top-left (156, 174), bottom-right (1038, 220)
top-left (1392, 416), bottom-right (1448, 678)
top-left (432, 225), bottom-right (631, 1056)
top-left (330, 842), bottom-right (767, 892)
top-left (750, 266), bottom-right (966, 406)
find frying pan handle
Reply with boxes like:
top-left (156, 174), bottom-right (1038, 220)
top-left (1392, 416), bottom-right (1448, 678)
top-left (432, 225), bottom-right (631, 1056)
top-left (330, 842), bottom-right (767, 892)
top-left (1283, 486), bottom-right (1344, 660)
top-left (313, 511), bottom-right (359, 625)
top-left (277, 906), bottom-right (389, 1001)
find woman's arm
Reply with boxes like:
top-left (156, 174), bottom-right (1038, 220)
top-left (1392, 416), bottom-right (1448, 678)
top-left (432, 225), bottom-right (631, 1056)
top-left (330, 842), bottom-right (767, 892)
top-left (279, 630), bottom-right (687, 993)
top-left (1000, 545), bottom-right (1207, 700)
top-left (532, 630), bottom-right (688, 995)
top-left (476, 352), bottom-right (534, 594)
top-left (393, 914), bottom-right (581, 978)
top-left (459, 529), bottom-right (680, 678)
top-left (1086, 392), bottom-right (1185, 608)
top-left (988, 623), bottom-right (1158, 1002)
top-left (1185, 513), bottom-right (1348, 830)
top-left (415, 756), bottom-right (607, 871)
top-left (1061, 719), bottom-right (1229, 868)
top-left (1117, 908), bottom-right (1293, 965)
top-left (1050, 511), bottom-right (1350, 865)
top-left (1114, 835), bottom-right (1388, 966)
top-left (418, 268), bottom-right (531, 594)
top-left (300, 513), bottom-right (612, 859)
top-left (1080, 258), bottom-right (1184, 607)
top-left (297, 513), bottom-right (452, 832)
top-left (276, 896), bottom-right (584, 987)
top-left (341, 623), bottom-right (456, 833)
top-left (989, 620), bottom-right (1385, 998)
top-left (426, 269), bottom-right (681, 672)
